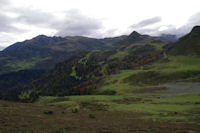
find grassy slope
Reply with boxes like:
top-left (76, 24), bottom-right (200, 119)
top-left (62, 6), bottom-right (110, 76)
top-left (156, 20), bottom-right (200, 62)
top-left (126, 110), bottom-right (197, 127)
top-left (0, 56), bottom-right (51, 74)
top-left (25, 37), bottom-right (167, 97)
top-left (4, 57), bottom-right (51, 71)
top-left (96, 55), bottom-right (200, 95)
top-left (35, 94), bottom-right (200, 115)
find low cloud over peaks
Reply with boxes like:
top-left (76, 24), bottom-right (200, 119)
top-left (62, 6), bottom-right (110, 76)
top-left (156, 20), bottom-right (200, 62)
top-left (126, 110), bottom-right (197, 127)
top-left (156, 12), bottom-right (200, 37)
top-left (129, 13), bottom-right (200, 37)
top-left (0, 45), bottom-right (5, 51)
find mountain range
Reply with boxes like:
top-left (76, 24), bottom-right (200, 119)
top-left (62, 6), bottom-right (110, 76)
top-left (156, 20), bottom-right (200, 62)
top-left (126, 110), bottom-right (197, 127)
top-left (1, 26), bottom-right (200, 102)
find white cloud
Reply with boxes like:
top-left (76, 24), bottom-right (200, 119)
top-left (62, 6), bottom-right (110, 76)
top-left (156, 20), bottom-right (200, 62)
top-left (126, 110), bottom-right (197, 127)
top-left (0, 46), bottom-right (5, 51)
top-left (128, 12), bottom-right (200, 37)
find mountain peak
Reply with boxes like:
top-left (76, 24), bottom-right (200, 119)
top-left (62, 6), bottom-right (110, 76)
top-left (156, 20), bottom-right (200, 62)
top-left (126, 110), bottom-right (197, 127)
top-left (167, 25), bottom-right (200, 56)
top-left (121, 31), bottom-right (147, 45)
top-left (129, 31), bottom-right (141, 37)
top-left (33, 35), bottom-right (48, 39)
top-left (128, 31), bottom-right (147, 41)
top-left (190, 26), bottom-right (200, 35)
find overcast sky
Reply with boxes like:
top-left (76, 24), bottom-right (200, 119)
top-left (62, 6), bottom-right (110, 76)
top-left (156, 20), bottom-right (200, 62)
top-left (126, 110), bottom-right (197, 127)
top-left (0, 0), bottom-right (200, 50)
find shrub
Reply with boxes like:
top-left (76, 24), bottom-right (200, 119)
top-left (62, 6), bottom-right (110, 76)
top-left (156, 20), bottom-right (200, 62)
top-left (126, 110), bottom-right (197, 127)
top-left (89, 113), bottom-right (95, 118)
top-left (72, 108), bottom-right (79, 113)
top-left (18, 90), bottom-right (39, 103)
top-left (44, 110), bottom-right (53, 115)
top-left (80, 102), bottom-right (109, 111)
top-left (100, 90), bottom-right (116, 95)
top-left (61, 111), bottom-right (65, 114)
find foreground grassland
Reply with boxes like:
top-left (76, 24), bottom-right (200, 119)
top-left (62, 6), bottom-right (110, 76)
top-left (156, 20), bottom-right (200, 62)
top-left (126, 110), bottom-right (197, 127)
top-left (0, 94), bottom-right (200, 133)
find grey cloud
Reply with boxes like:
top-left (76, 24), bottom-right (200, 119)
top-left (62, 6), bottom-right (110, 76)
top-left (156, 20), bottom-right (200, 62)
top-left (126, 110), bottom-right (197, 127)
top-left (136, 27), bottom-right (160, 35)
top-left (15, 8), bottom-right (56, 27)
top-left (135, 25), bottom-right (184, 37)
top-left (131, 16), bottom-right (162, 28)
top-left (13, 8), bottom-right (103, 37)
top-left (0, 0), bottom-right (17, 33)
top-left (0, 13), bottom-right (14, 32)
top-left (177, 12), bottom-right (200, 35)
top-left (55, 10), bottom-right (103, 37)
top-left (129, 17), bottom-right (162, 36)
top-left (188, 12), bottom-right (200, 25)
top-left (0, 0), bottom-right (22, 47)
top-left (0, 13), bottom-right (25, 33)
top-left (0, 1), bottom-right (27, 34)
top-left (0, 33), bottom-right (18, 45)
top-left (158, 12), bottom-right (200, 37)
top-left (0, 0), bottom-right (9, 8)
top-left (0, 5), bottom-right (103, 45)
top-left (100, 29), bottom-right (118, 38)
top-left (0, 6), bottom-right (104, 47)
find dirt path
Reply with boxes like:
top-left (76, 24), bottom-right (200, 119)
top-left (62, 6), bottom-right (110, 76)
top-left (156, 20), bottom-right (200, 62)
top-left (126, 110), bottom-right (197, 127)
top-left (162, 82), bottom-right (200, 96)
top-left (124, 82), bottom-right (200, 97)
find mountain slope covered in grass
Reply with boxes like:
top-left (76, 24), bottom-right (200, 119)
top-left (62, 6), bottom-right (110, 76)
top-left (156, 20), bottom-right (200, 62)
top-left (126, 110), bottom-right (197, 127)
top-left (14, 26), bottom-right (200, 102)
top-left (1, 26), bottom-right (200, 102)
top-left (17, 31), bottom-right (168, 99)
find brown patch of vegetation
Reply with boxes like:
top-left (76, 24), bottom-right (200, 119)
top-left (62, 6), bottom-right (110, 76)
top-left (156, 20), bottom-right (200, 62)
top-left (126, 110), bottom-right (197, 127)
top-left (133, 87), bottom-right (167, 93)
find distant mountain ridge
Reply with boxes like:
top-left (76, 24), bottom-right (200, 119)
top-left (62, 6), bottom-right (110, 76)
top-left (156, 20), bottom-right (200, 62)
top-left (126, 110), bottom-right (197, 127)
top-left (3, 35), bottom-right (65, 52)
top-left (0, 35), bottom-right (127, 75)
top-left (159, 34), bottom-right (177, 42)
